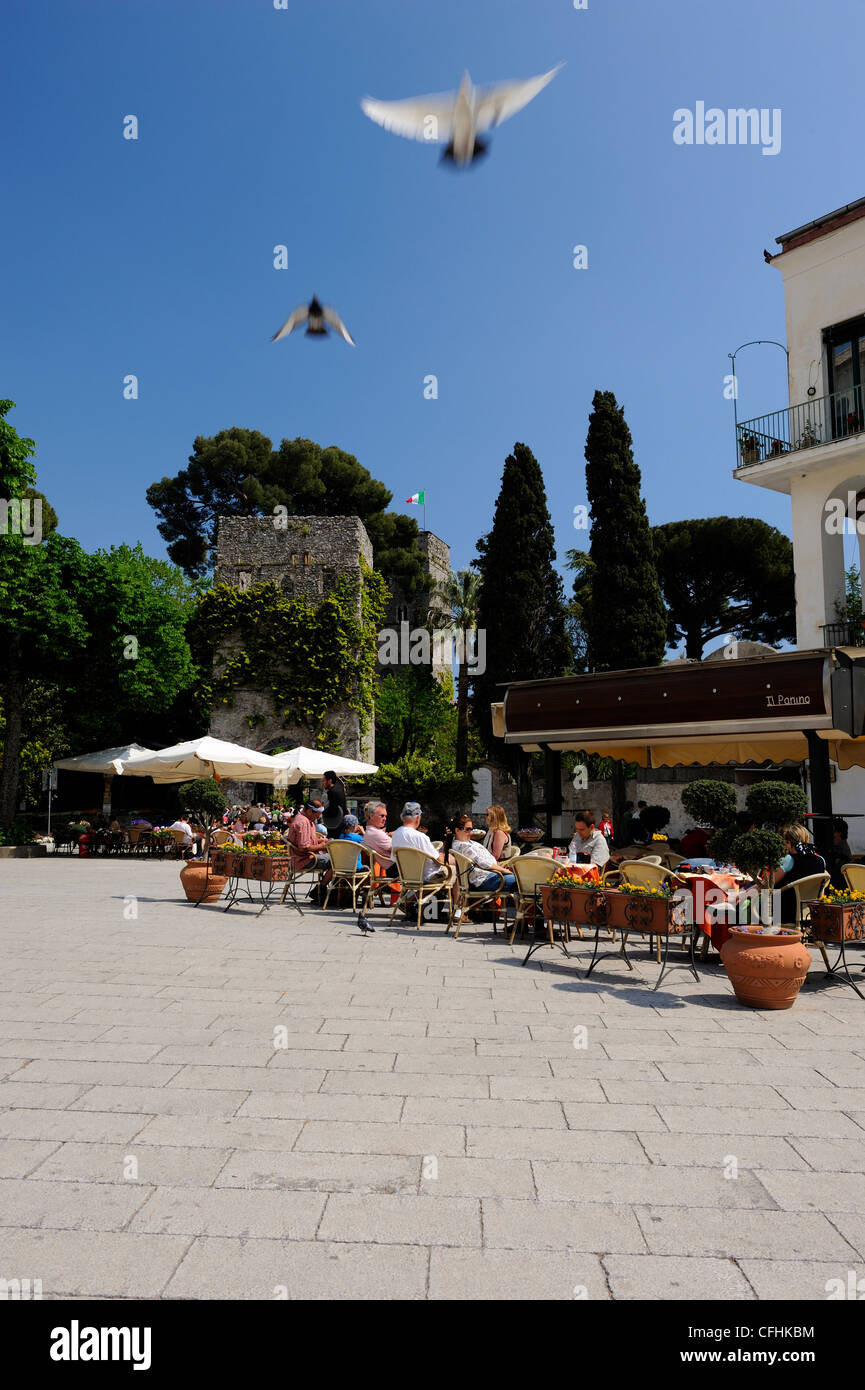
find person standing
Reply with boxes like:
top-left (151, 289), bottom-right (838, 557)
top-left (321, 771), bottom-right (348, 838)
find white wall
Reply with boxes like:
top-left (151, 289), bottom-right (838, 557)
top-left (776, 218), bottom-right (865, 406)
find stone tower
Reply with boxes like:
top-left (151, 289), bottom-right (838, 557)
top-left (381, 530), bottom-right (452, 683)
top-left (211, 515), bottom-right (375, 762)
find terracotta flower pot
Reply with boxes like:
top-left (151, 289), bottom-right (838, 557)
top-left (179, 861), bottom-right (227, 904)
top-left (720, 930), bottom-right (809, 1009)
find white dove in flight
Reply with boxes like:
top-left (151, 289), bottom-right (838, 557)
top-left (271, 295), bottom-right (355, 346)
top-left (361, 64), bottom-right (563, 167)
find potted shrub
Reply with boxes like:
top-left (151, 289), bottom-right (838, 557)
top-left (768, 438), bottom-right (789, 457)
top-left (744, 780), bottom-right (808, 830)
top-left (640, 805), bottom-right (671, 840)
top-left (739, 433), bottom-right (761, 464)
top-left (718, 828), bottom-right (809, 1009)
top-left (176, 778), bottom-right (228, 902)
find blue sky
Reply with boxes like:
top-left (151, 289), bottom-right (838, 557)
top-left (3, 0), bottom-right (863, 588)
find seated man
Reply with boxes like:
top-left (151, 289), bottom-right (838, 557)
top-left (170, 816), bottom-right (203, 857)
top-left (363, 800), bottom-right (398, 876)
top-left (567, 810), bottom-right (611, 868)
top-left (391, 802), bottom-right (448, 882)
top-left (286, 800), bottom-right (332, 893)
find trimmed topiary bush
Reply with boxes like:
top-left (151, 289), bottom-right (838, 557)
top-left (177, 777), bottom-right (227, 855)
top-left (640, 805), bottom-right (671, 836)
top-left (745, 780), bottom-right (808, 830)
top-left (727, 829), bottom-right (786, 882)
top-left (681, 779), bottom-right (737, 828)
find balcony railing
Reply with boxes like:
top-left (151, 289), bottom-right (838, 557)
top-left (821, 619), bottom-right (865, 648)
top-left (736, 384), bottom-right (865, 468)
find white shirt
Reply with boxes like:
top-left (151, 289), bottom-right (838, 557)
top-left (170, 819), bottom-right (194, 845)
top-left (568, 828), bottom-right (610, 868)
top-left (391, 824), bottom-right (441, 880)
top-left (452, 836), bottom-right (498, 887)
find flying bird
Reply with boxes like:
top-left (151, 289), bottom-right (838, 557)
top-left (271, 296), bottom-right (355, 345)
top-left (361, 64), bottom-right (563, 167)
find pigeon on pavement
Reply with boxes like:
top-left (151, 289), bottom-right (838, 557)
top-left (361, 64), bottom-right (563, 167)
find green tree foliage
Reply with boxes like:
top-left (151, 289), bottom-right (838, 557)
top-left (745, 780), bottom-right (808, 828)
top-left (681, 778), bottom-right (737, 827)
top-left (371, 753), bottom-right (475, 839)
top-left (835, 565), bottom-right (862, 625)
top-left (70, 545), bottom-right (200, 750)
top-left (375, 666), bottom-right (457, 765)
top-left (651, 517), bottom-right (796, 659)
top-left (427, 568), bottom-right (481, 771)
top-left (146, 428), bottom-right (425, 596)
top-left (582, 391), bottom-right (667, 671)
top-left (177, 777), bottom-right (227, 853)
top-left (0, 400), bottom-right (37, 495)
top-left (0, 532), bottom-right (90, 825)
top-left (472, 443), bottom-right (571, 812)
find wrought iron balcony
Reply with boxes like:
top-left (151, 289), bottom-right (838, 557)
top-left (821, 619), bottom-right (865, 648)
top-left (736, 384), bottom-right (865, 468)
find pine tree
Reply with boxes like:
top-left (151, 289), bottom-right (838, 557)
top-left (583, 391), bottom-right (667, 670)
top-left (472, 443), bottom-right (571, 818)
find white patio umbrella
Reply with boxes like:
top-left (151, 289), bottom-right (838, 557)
top-left (116, 736), bottom-right (283, 784)
top-left (53, 743), bottom-right (157, 774)
top-left (52, 743), bottom-right (160, 817)
top-left (268, 747), bottom-right (379, 786)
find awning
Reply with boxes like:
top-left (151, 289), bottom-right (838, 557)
top-left (495, 649), bottom-right (865, 768)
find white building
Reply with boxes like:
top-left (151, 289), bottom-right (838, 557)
top-left (736, 196), bottom-right (865, 843)
top-left (736, 197), bottom-right (865, 647)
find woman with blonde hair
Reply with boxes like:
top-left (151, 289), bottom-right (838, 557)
top-left (483, 805), bottom-right (512, 861)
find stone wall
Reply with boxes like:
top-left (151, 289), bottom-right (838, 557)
top-left (211, 515), bottom-right (375, 762)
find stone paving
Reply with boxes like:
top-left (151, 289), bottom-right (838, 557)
top-left (1, 857), bottom-right (865, 1300)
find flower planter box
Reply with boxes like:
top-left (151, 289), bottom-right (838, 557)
top-left (805, 900), bottom-right (865, 943)
top-left (249, 855), bottom-right (291, 882)
top-left (540, 883), bottom-right (608, 927)
top-left (210, 848), bottom-right (230, 876)
top-left (605, 890), bottom-right (680, 935)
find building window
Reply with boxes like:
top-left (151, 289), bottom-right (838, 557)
top-left (303, 553), bottom-right (312, 566)
top-left (396, 605), bottom-right (409, 623)
top-left (290, 553), bottom-right (297, 566)
top-left (824, 315), bottom-right (865, 438)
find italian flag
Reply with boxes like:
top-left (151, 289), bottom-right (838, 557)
top-left (406, 491), bottom-right (425, 505)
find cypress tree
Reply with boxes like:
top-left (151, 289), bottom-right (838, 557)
top-left (473, 442), bottom-right (571, 818)
top-left (583, 391), bottom-right (667, 670)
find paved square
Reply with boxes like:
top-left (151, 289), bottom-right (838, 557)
top-left (2, 858), bottom-right (865, 1300)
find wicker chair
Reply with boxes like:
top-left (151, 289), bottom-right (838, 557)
top-left (789, 872), bottom-right (831, 971)
top-left (506, 855), bottom-right (557, 946)
top-left (448, 851), bottom-right (512, 939)
top-left (842, 863), bottom-right (865, 893)
top-left (322, 839), bottom-right (372, 912)
top-left (388, 847), bottom-right (454, 930)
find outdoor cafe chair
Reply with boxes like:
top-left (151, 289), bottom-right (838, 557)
top-left (358, 847), bottom-right (392, 912)
top-left (388, 847), bottom-right (455, 931)
top-left (322, 839), bottom-right (373, 912)
top-left (506, 854), bottom-right (557, 947)
top-left (169, 828), bottom-right (195, 859)
top-left (842, 863), bottom-right (865, 894)
top-left (789, 871), bottom-right (831, 970)
top-left (448, 851), bottom-right (512, 939)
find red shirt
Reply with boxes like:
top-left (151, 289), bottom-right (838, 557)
top-left (287, 814), bottom-right (323, 869)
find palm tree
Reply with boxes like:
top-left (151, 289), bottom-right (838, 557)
top-left (427, 569), bottom-right (481, 772)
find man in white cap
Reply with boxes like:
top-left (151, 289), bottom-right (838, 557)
top-left (390, 802), bottom-right (448, 882)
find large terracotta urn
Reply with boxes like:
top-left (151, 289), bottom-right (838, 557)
top-left (720, 930), bottom-right (810, 1009)
top-left (179, 861), bottom-right (227, 904)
